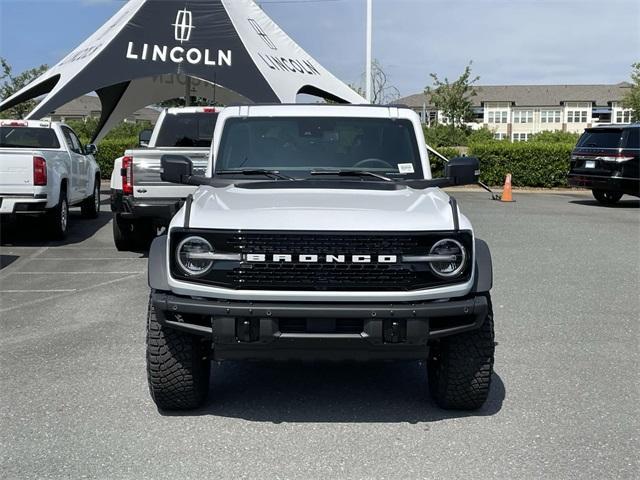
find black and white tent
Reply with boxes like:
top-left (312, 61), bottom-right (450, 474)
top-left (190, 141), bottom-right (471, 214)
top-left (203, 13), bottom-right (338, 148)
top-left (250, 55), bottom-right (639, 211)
top-left (0, 0), bottom-right (365, 141)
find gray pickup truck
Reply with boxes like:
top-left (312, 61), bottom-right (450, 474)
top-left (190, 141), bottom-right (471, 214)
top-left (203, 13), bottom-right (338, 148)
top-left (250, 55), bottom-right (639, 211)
top-left (146, 104), bottom-right (495, 412)
top-left (110, 107), bottom-right (221, 250)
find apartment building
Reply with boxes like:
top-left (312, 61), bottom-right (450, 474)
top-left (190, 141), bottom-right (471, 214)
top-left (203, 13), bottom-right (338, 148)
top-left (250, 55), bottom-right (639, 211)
top-left (398, 82), bottom-right (634, 141)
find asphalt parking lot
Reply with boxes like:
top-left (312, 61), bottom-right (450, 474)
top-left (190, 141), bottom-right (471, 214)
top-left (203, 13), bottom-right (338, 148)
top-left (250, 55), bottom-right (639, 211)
top-left (1, 190), bottom-right (638, 479)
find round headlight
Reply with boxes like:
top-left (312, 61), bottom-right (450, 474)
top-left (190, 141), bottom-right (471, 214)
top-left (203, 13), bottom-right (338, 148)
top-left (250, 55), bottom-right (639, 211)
top-left (176, 236), bottom-right (214, 276)
top-left (429, 238), bottom-right (467, 278)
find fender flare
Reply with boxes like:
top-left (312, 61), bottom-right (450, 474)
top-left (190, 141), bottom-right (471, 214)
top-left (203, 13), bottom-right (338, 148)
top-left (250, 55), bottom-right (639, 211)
top-left (148, 235), bottom-right (170, 291)
top-left (472, 238), bottom-right (493, 293)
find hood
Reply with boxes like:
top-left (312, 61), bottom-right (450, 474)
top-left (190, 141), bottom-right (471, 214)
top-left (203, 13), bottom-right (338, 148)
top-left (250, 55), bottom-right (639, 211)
top-left (171, 183), bottom-right (472, 232)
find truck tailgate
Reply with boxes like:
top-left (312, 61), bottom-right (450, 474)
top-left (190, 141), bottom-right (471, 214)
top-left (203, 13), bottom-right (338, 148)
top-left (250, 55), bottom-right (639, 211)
top-left (131, 148), bottom-right (209, 199)
top-left (0, 149), bottom-right (35, 195)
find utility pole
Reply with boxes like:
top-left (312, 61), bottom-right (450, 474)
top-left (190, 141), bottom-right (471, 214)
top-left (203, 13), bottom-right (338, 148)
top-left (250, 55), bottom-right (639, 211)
top-left (365, 0), bottom-right (372, 103)
top-left (185, 76), bottom-right (191, 107)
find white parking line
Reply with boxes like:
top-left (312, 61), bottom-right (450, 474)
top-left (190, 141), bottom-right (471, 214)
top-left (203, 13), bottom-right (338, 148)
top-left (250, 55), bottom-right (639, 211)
top-left (0, 272), bottom-right (143, 313)
top-left (35, 258), bottom-right (147, 261)
top-left (1, 289), bottom-right (77, 293)
top-left (9, 271), bottom-right (144, 275)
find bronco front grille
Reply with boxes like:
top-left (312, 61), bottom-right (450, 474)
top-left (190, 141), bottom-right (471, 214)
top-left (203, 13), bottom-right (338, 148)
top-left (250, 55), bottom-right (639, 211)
top-left (169, 230), bottom-right (473, 291)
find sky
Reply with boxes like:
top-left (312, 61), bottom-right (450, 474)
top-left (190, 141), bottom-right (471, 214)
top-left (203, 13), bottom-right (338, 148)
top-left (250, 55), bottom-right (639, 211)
top-left (0, 0), bottom-right (638, 98)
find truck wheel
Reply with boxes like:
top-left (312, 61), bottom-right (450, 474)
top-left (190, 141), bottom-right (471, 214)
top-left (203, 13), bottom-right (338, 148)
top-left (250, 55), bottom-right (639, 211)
top-left (427, 297), bottom-right (495, 410)
top-left (81, 178), bottom-right (101, 218)
top-left (146, 293), bottom-right (210, 410)
top-left (112, 214), bottom-right (137, 251)
top-left (592, 189), bottom-right (623, 205)
top-left (112, 214), bottom-right (155, 251)
top-left (47, 187), bottom-right (69, 240)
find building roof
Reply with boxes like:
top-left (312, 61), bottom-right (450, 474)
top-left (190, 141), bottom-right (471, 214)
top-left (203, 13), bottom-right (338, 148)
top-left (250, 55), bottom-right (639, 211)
top-left (398, 82), bottom-right (632, 108)
top-left (50, 95), bottom-right (160, 123)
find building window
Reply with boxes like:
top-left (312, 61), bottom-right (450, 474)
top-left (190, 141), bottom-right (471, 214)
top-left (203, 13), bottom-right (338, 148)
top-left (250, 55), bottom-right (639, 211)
top-left (541, 110), bottom-right (561, 123)
top-left (493, 132), bottom-right (507, 140)
top-left (488, 111), bottom-right (508, 123)
top-left (512, 133), bottom-right (529, 142)
top-left (567, 110), bottom-right (588, 123)
top-left (513, 110), bottom-right (533, 123)
top-left (615, 110), bottom-right (632, 123)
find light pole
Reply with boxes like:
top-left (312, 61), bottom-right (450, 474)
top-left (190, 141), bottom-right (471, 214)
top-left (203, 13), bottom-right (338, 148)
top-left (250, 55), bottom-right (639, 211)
top-left (365, 0), bottom-right (372, 103)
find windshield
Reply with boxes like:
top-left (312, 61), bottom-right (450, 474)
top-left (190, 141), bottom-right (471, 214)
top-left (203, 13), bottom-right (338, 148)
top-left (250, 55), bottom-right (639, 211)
top-left (0, 127), bottom-right (60, 149)
top-left (576, 129), bottom-right (623, 148)
top-left (215, 116), bottom-right (424, 179)
top-left (155, 112), bottom-right (218, 147)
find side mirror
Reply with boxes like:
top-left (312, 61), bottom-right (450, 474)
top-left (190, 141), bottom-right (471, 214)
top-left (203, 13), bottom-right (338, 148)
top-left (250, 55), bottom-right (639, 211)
top-left (161, 155), bottom-right (193, 184)
top-left (85, 144), bottom-right (97, 155)
top-left (445, 156), bottom-right (480, 186)
top-left (139, 129), bottom-right (153, 147)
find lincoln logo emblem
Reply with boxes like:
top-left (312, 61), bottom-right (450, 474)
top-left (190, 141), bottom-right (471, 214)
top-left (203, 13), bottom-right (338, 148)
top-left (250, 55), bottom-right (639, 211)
top-left (173, 9), bottom-right (194, 44)
top-left (248, 18), bottom-right (277, 50)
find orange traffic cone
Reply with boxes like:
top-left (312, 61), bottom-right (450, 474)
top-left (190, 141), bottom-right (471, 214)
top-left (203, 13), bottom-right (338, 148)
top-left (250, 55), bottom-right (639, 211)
top-left (501, 174), bottom-right (514, 202)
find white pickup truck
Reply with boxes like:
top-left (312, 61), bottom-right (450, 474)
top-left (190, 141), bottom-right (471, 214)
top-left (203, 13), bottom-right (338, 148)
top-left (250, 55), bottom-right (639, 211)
top-left (110, 106), bottom-right (221, 251)
top-left (0, 119), bottom-right (101, 238)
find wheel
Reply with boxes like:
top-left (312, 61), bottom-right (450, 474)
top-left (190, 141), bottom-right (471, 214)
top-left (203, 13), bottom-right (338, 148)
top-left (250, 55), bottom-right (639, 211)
top-left (427, 296), bottom-right (495, 410)
top-left (592, 189), bottom-right (623, 205)
top-left (81, 178), bottom-right (100, 218)
top-left (146, 293), bottom-right (210, 410)
top-left (112, 213), bottom-right (137, 251)
top-left (112, 214), bottom-right (155, 251)
top-left (47, 187), bottom-right (69, 240)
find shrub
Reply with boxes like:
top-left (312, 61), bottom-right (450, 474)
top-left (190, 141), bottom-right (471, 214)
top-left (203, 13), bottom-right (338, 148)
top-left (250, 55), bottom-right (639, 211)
top-left (68, 118), bottom-right (152, 143)
top-left (529, 130), bottom-right (580, 144)
top-left (469, 142), bottom-right (574, 187)
top-left (423, 124), bottom-right (468, 147)
top-left (428, 146), bottom-right (462, 177)
top-left (94, 137), bottom-right (138, 178)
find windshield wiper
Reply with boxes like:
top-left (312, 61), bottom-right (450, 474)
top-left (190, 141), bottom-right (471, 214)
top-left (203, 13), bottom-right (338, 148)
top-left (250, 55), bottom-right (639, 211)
top-left (216, 169), bottom-right (295, 180)
top-left (309, 170), bottom-right (392, 182)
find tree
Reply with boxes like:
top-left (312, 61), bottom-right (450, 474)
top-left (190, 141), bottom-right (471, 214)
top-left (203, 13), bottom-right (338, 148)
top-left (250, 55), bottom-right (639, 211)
top-left (621, 62), bottom-right (640, 122)
top-left (424, 62), bottom-right (479, 129)
top-left (352, 59), bottom-right (400, 105)
top-left (0, 58), bottom-right (49, 119)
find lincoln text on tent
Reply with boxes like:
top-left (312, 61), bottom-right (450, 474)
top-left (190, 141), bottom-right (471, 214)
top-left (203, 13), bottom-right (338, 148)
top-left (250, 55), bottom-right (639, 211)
top-left (125, 42), bottom-right (232, 67)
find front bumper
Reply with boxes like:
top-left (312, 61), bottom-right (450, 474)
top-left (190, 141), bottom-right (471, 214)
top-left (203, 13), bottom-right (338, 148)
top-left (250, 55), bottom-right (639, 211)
top-left (110, 190), bottom-right (184, 224)
top-left (151, 291), bottom-right (489, 361)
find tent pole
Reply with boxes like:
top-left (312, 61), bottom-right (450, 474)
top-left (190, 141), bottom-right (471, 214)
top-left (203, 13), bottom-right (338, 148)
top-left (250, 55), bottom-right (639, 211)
top-left (365, 0), bottom-right (372, 104)
top-left (185, 76), bottom-right (191, 106)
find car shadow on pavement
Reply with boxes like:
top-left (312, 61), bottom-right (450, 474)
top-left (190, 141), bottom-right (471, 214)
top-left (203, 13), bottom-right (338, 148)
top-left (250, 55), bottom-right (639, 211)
top-left (0, 209), bottom-right (112, 247)
top-left (569, 198), bottom-right (639, 208)
top-left (163, 361), bottom-right (505, 423)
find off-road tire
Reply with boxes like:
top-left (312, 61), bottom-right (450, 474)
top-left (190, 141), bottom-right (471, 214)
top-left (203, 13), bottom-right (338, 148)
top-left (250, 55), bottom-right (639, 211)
top-left (81, 178), bottom-right (100, 218)
top-left (428, 297), bottom-right (495, 410)
top-left (47, 187), bottom-right (68, 240)
top-left (592, 189), bottom-right (623, 205)
top-left (146, 293), bottom-right (210, 410)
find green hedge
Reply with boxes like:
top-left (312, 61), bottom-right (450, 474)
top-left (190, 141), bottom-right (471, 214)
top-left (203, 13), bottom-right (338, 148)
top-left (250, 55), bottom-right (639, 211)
top-left (429, 146), bottom-right (462, 178)
top-left (468, 142), bottom-right (574, 187)
top-left (94, 137), bottom-right (138, 179)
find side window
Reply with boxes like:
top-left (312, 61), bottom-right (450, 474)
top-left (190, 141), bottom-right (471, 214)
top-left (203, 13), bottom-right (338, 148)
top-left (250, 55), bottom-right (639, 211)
top-left (624, 128), bottom-right (639, 148)
top-left (61, 127), bottom-right (83, 154)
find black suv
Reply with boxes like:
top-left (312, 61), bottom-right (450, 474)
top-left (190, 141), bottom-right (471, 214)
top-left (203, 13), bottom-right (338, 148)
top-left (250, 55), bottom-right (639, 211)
top-left (568, 124), bottom-right (639, 205)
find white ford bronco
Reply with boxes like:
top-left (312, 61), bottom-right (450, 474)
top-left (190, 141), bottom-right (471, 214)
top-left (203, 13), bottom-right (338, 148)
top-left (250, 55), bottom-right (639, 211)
top-left (146, 104), bottom-right (495, 411)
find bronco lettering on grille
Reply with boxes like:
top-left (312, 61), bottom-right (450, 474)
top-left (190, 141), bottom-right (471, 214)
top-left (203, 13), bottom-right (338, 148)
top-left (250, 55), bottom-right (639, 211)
top-left (245, 254), bottom-right (398, 264)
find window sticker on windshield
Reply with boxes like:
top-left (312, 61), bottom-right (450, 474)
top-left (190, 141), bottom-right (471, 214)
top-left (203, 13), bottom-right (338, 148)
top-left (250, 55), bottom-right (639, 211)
top-left (397, 163), bottom-right (415, 174)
